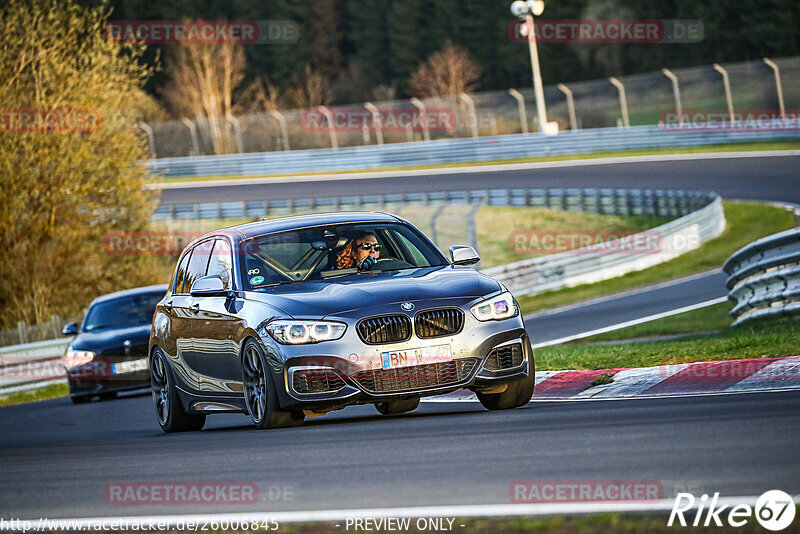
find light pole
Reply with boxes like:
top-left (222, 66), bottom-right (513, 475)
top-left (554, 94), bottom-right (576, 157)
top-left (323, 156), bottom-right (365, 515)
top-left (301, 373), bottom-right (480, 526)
top-left (510, 0), bottom-right (557, 135)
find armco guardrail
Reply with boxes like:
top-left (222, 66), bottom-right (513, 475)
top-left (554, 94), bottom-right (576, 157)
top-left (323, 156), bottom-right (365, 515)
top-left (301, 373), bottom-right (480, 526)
top-left (724, 227), bottom-right (800, 325)
top-left (0, 338), bottom-right (71, 395)
top-left (146, 124), bottom-right (800, 179)
top-left (484, 193), bottom-right (724, 296)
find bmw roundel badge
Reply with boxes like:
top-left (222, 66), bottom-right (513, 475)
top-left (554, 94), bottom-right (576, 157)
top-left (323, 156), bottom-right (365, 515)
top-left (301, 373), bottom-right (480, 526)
top-left (401, 302), bottom-right (414, 311)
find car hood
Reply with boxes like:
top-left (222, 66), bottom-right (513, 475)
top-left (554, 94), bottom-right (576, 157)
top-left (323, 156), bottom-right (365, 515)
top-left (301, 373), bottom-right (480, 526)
top-left (245, 266), bottom-right (501, 318)
top-left (70, 324), bottom-right (152, 352)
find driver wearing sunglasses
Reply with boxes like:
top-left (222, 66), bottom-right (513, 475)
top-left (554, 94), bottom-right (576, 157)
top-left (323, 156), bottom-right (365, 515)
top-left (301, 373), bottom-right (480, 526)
top-left (336, 231), bottom-right (382, 271)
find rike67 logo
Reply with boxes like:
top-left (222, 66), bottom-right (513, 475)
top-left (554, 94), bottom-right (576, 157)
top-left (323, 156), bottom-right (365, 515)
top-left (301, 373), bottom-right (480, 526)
top-left (669, 490), bottom-right (796, 531)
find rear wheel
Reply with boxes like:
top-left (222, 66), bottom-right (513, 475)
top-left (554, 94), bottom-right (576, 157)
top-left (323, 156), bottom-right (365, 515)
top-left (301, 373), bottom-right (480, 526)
top-left (477, 372), bottom-right (534, 411)
top-left (151, 348), bottom-right (206, 432)
top-left (375, 397), bottom-right (420, 415)
top-left (242, 340), bottom-right (304, 429)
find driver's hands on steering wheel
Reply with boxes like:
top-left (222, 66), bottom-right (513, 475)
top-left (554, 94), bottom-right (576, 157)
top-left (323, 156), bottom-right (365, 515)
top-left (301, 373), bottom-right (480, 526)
top-left (358, 255), bottom-right (377, 272)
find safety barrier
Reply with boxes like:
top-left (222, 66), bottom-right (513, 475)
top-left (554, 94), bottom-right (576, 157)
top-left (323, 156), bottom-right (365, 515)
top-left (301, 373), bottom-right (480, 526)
top-left (483, 192), bottom-right (724, 296)
top-left (0, 338), bottom-right (70, 395)
top-left (724, 227), bottom-right (800, 325)
top-left (146, 124), bottom-right (800, 179)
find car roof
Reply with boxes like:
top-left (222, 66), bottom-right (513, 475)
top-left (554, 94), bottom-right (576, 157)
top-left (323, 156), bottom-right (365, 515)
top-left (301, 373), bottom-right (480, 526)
top-left (91, 284), bottom-right (169, 305)
top-left (204, 211), bottom-right (404, 241)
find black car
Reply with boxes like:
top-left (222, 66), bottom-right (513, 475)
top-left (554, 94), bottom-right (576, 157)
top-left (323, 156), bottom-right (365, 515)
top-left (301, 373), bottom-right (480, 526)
top-left (149, 212), bottom-right (534, 432)
top-left (63, 285), bottom-right (168, 403)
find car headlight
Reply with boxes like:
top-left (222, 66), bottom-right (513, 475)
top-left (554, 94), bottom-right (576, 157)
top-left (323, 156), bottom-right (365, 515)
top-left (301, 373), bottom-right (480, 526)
top-left (64, 350), bottom-right (96, 369)
top-left (265, 321), bottom-right (347, 344)
top-left (470, 291), bottom-right (518, 321)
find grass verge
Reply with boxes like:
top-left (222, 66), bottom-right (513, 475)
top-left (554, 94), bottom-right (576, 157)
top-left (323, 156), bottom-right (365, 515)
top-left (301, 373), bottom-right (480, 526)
top-left (0, 383), bottom-right (68, 407)
top-left (580, 301), bottom-right (734, 342)
top-left (146, 139), bottom-right (800, 184)
top-left (534, 316), bottom-right (799, 371)
top-left (517, 201), bottom-right (797, 314)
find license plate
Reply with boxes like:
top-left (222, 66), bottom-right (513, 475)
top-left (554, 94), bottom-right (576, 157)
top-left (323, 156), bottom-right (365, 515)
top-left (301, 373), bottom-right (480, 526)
top-left (112, 358), bottom-right (148, 375)
top-left (381, 344), bottom-right (453, 370)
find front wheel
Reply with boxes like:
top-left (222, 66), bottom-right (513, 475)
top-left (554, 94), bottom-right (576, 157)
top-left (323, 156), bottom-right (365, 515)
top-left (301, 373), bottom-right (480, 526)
top-left (151, 348), bottom-right (206, 433)
top-left (477, 371), bottom-right (534, 410)
top-left (241, 340), bottom-right (304, 430)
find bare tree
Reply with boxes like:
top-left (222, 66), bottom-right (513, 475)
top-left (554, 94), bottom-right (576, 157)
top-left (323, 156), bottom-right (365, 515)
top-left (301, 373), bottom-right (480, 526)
top-left (286, 65), bottom-right (331, 108)
top-left (161, 44), bottom-right (246, 154)
top-left (236, 76), bottom-right (283, 113)
top-left (409, 42), bottom-right (481, 97)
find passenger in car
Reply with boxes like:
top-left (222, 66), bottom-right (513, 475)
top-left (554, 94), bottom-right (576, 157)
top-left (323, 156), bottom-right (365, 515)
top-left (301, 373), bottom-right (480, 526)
top-left (336, 231), bottom-right (381, 270)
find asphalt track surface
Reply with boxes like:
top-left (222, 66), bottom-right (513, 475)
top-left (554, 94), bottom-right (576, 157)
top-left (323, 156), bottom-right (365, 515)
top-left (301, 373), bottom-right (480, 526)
top-left (2, 153), bottom-right (798, 520)
top-left (156, 155), bottom-right (800, 205)
top-left (1, 390), bottom-right (799, 519)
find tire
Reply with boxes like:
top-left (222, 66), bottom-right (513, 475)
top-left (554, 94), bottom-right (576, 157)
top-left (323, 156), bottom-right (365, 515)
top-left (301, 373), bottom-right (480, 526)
top-left (70, 394), bottom-right (91, 404)
top-left (375, 397), bottom-right (420, 415)
top-left (241, 340), bottom-right (304, 430)
top-left (151, 347), bottom-right (206, 433)
top-left (477, 371), bottom-right (535, 411)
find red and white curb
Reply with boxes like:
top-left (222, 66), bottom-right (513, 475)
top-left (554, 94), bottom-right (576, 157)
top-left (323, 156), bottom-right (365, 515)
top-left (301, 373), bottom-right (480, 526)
top-left (425, 356), bottom-right (800, 402)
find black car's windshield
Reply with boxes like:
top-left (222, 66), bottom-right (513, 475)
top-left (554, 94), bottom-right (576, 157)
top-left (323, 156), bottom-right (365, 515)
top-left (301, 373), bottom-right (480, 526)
top-left (240, 222), bottom-right (447, 291)
top-left (82, 291), bottom-right (164, 332)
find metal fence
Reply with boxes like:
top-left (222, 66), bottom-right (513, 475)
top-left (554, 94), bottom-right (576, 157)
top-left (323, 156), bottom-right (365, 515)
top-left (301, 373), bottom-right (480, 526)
top-left (0, 314), bottom-right (82, 347)
top-left (724, 227), bottom-right (800, 326)
top-left (148, 124), bottom-right (800, 179)
top-left (143, 56), bottom-right (800, 159)
top-left (155, 187), bottom-right (725, 295)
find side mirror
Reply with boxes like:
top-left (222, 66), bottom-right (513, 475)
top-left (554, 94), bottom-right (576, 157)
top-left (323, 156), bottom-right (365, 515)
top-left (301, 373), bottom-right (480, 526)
top-left (449, 245), bottom-right (480, 266)
top-left (190, 275), bottom-right (232, 297)
top-left (62, 322), bottom-right (78, 336)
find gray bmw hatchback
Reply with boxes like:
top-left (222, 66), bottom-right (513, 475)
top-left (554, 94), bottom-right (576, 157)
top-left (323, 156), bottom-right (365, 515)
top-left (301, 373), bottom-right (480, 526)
top-left (149, 212), bottom-right (534, 432)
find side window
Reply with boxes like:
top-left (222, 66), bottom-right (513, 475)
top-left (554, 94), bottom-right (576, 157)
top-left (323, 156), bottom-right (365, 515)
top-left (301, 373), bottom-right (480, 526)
top-left (174, 251), bottom-right (192, 294)
top-left (207, 239), bottom-right (233, 290)
top-left (183, 241), bottom-right (212, 293)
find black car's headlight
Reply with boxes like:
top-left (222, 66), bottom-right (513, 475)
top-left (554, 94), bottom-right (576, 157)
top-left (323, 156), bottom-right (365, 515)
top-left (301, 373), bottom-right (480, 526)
top-left (64, 349), bottom-right (96, 369)
top-left (470, 291), bottom-right (518, 321)
top-left (266, 320), bottom-right (347, 344)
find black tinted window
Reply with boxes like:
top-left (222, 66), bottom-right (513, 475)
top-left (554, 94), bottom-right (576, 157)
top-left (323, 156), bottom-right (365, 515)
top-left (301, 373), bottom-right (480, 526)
top-left (207, 239), bottom-right (233, 290)
top-left (183, 241), bottom-right (213, 293)
top-left (82, 292), bottom-right (164, 332)
top-left (173, 251), bottom-right (192, 293)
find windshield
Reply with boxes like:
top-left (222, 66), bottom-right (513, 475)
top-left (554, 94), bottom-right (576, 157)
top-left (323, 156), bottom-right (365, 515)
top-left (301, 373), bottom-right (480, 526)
top-left (81, 291), bottom-right (165, 332)
top-left (239, 222), bottom-right (447, 290)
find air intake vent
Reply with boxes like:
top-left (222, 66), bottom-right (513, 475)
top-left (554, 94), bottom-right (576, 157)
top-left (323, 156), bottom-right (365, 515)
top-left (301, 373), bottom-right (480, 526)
top-left (357, 314), bottom-right (412, 345)
top-left (350, 358), bottom-right (478, 393)
top-left (483, 343), bottom-right (523, 371)
top-left (415, 308), bottom-right (464, 338)
top-left (291, 369), bottom-right (346, 394)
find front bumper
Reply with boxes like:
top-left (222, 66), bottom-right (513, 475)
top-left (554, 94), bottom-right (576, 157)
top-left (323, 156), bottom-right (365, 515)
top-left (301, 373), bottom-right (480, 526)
top-left (267, 315), bottom-right (533, 411)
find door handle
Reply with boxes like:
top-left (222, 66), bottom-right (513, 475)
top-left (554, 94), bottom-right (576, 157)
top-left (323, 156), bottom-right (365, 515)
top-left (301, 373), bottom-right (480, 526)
top-left (190, 303), bottom-right (200, 313)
